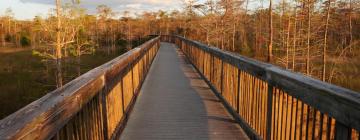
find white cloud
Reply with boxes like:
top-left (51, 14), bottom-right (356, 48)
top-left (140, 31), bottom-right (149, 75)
top-left (20, 0), bottom-right (181, 10)
top-left (13, 0), bottom-right (183, 18)
top-left (0, 0), bottom-right (54, 20)
top-left (125, 4), bottom-right (142, 9)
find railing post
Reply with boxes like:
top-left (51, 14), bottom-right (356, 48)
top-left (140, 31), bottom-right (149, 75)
top-left (335, 121), bottom-right (351, 140)
top-left (236, 69), bottom-right (241, 113)
top-left (220, 60), bottom-right (224, 95)
top-left (202, 51), bottom-right (205, 74)
top-left (266, 84), bottom-right (273, 140)
top-left (121, 79), bottom-right (125, 115)
top-left (210, 55), bottom-right (213, 83)
top-left (131, 68), bottom-right (135, 95)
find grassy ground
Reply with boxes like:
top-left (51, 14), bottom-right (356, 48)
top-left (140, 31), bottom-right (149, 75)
top-left (0, 37), bottom-right (154, 119)
top-left (0, 47), bottom-right (125, 119)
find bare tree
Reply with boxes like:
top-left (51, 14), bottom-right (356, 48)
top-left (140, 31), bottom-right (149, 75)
top-left (0, 20), bottom-right (5, 47)
top-left (268, 0), bottom-right (273, 62)
top-left (285, 14), bottom-right (291, 69)
top-left (292, 4), bottom-right (298, 71)
top-left (306, 0), bottom-right (312, 75)
top-left (56, 0), bottom-right (62, 60)
top-left (348, 0), bottom-right (353, 48)
top-left (322, 0), bottom-right (331, 81)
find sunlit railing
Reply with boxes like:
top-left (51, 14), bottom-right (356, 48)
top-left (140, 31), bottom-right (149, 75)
top-left (1, 35), bottom-right (359, 140)
top-left (0, 37), bottom-right (160, 140)
top-left (162, 35), bottom-right (360, 140)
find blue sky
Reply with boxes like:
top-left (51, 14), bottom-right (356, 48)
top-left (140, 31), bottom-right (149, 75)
top-left (0, 0), bottom-right (265, 20)
top-left (0, 0), bottom-right (188, 20)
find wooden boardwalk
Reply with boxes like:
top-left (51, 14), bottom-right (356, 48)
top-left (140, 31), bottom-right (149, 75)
top-left (120, 43), bottom-right (249, 140)
top-left (1, 36), bottom-right (358, 140)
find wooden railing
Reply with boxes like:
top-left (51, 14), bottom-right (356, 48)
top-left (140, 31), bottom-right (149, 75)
top-left (0, 37), bottom-right (160, 140)
top-left (162, 35), bottom-right (360, 140)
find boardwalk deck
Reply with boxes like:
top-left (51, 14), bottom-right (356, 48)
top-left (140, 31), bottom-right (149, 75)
top-left (1, 36), bottom-right (359, 140)
top-left (119, 43), bottom-right (249, 140)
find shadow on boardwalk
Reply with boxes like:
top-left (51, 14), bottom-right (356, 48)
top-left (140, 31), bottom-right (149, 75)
top-left (120, 42), bottom-right (249, 140)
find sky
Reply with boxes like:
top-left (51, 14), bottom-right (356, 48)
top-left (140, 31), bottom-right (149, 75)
top-left (0, 0), bottom-right (189, 20)
top-left (0, 0), bottom-right (265, 20)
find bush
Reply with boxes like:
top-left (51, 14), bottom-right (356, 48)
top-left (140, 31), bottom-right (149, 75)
top-left (20, 35), bottom-right (31, 47)
top-left (116, 39), bottom-right (127, 46)
top-left (5, 34), bottom-right (12, 42)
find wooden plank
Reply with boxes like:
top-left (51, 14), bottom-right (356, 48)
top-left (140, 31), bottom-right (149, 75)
top-left (171, 35), bottom-right (360, 133)
top-left (266, 85), bottom-right (273, 140)
top-left (335, 121), bottom-right (351, 140)
top-left (267, 67), bottom-right (360, 131)
top-left (100, 89), bottom-right (109, 140)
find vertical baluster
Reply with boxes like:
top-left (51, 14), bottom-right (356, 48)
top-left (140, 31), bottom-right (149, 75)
top-left (236, 69), bottom-right (241, 113)
top-left (335, 121), bottom-right (351, 140)
top-left (100, 86), bottom-right (109, 140)
top-left (288, 96), bottom-right (295, 140)
top-left (220, 60), bottom-right (224, 95)
top-left (266, 84), bottom-right (274, 140)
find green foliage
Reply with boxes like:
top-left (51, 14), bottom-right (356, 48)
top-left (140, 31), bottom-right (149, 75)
top-left (68, 45), bottom-right (79, 56)
top-left (68, 44), bottom-right (96, 57)
top-left (32, 50), bottom-right (55, 60)
top-left (20, 35), bottom-right (31, 47)
top-left (116, 39), bottom-right (127, 46)
top-left (240, 45), bottom-right (253, 57)
top-left (5, 34), bottom-right (13, 42)
top-left (71, 0), bottom-right (80, 4)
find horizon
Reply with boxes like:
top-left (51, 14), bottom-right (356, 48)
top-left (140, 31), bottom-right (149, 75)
top-left (0, 0), bottom-right (267, 20)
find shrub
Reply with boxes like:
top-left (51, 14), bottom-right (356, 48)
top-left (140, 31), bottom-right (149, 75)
top-left (116, 39), bottom-right (127, 46)
top-left (20, 35), bottom-right (31, 47)
top-left (5, 34), bottom-right (12, 42)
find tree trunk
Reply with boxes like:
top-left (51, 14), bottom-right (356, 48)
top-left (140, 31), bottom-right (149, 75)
top-left (215, 22), bottom-right (219, 47)
top-left (159, 21), bottom-right (162, 35)
top-left (286, 16), bottom-right (291, 69)
top-left (166, 22), bottom-right (169, 35)
top-left (232, 22), bottom-right (236, 51)
top-left (56, 0), bottom-right (62, 60)
top-left (1, 23), bottom-right (5, 47)
top-left (268, 0), bottom-right (273, 62)
top-left (111, 23), bottom-right (115, 53)
top-left (306, 0), bottom-right (311, 75)
top-left (221, 19), bottom-right (224, 50)
top-left (127, 22), bottom-right (132, 50)
top-left (14, 21), bottom-right (18, 46)
top-left (243, 1), bottom-right (249, 50)
top-left (206, 29), bottom-right (209, 45)
top-left (55, 0), bottom-right (63, 88)
top-left (258, 7), bottom-right (263, 59)
top-left (292, 6), bottom-right (298, 71)
top-left (349, 0), bottom-right (353, 46)
top-left (7, 18), bottom-right (11, 34)
top-left (323, 0), bottom-right (331, 81)
top-left (56, 61), bottom-right (63, 88)
top-left (281, 0), bottom-right (286, 51)
top-left (77, 56), bottom-right (81, 77)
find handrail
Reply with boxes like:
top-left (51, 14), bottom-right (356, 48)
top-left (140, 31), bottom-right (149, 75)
top-left (0, 36), bottom-right (160, 140)
top-left (162, 35), bottom-right (360, 140)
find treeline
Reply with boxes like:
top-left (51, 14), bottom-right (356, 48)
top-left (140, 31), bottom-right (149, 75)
top-left (0, 0), bottom-right (359, 90)
top-left (169, 0), bottom-right (359, 90)
top-left (0, 4), bottom-right (158, 58)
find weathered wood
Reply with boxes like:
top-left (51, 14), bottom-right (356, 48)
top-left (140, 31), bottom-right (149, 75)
top-left (100, 89), bottom-right (109, 140)
top-left (266, 85), bottom-right (273, 140)
top-left (335, 121), bottom-right (351, 140)
top-left (164, 35), bottom-right (360, 140)
top-left (120, 42), bottom-right (249, 140)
